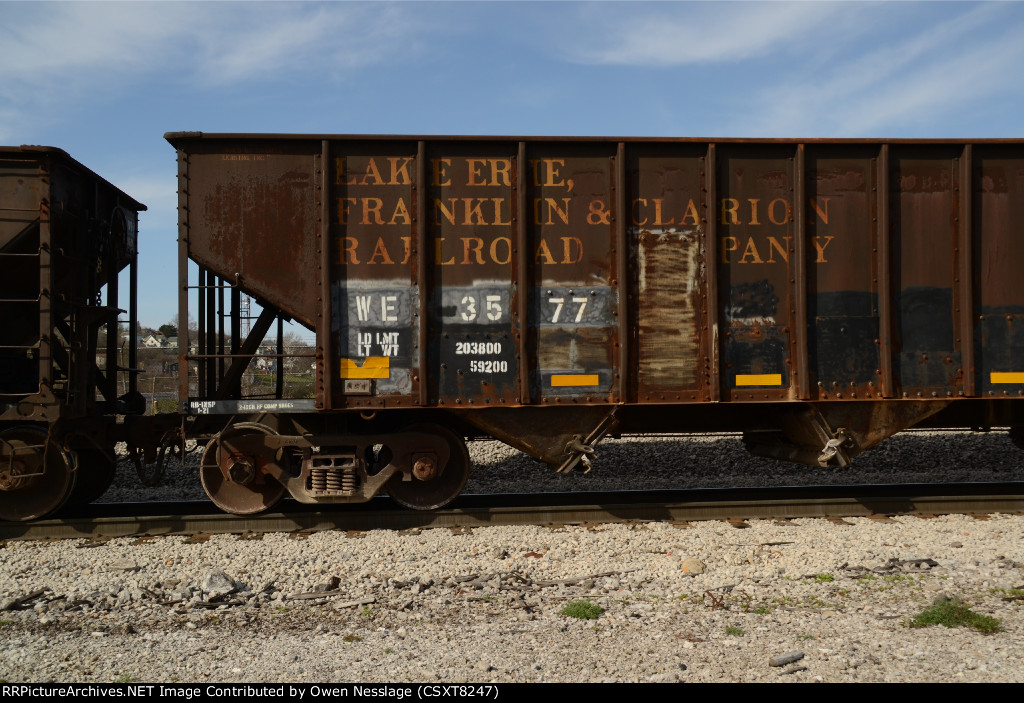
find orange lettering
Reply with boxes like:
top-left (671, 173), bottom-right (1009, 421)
top-left (810, 197), bottom-right (830, 225)
top-left (339, 237), bottom-right (359, 264)
top-left (334, 158), bottom-right (356, 186)
top-left (652, 198), bottom-right (674, 226)
top-left (434, 237), bottom-right (455, 265)
top-left (738, 237), bottom-right (763, 264)
top-left (335, 197), bottom-right (357, 225)
top-left (766, 237), bottom-right (791, 263)
top-left (433, 198), bottom-right (457, 226)
top-left (560, 236), bottom-right (583, 264)
top-left (529, 159), bottom-right (566, 187)
top-left (491, 198), bottom-right (511, 226)
top-left (813, 235), bottom-right (834, 263)
top-left (462, 198), bottom-right (486, 226)
top-left (388, 157), bottom-right (413, 185)
top-left (466, 159), bottom-right (488, 187)
top-left (721, 199), bottom-right (739, 225)
top-left (535, 238), bottom-right (556, 264)
top-left (720, 236), bottom-right (738, 263)
top-left (681, 198), bottom-right (701, 225)
top-left (490, 237), bottom-right (511, 265)
top-left (400, 236), bottom-right (411, 265)
top-left (431, 158), bottom-right (451, 187)
top-left (748, 199), bottom-right (761, 226)
top-left (389, 198), bottom-right (410, 226)
top-left (768, 198), bottom-right (791, 226)
top-left (367, 237), bottom-right (394, 265)
top-left (490, 159), bottom-right (511, 187)
top-left (461, 237), bottom-right (485, 264)
top-left (362, 158), bottom-right (384, 186)
top-left (632, 198), bottom-right (648, 226)
top-left (361, 198), bottom-right (384, 225)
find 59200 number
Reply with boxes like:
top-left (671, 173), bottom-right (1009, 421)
top-left (468, 360), bottom-right (509, 373)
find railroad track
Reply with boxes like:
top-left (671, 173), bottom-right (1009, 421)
top-left (2, 482), bottom-right (1022, 540)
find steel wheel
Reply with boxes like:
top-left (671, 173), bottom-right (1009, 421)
top-left (386, 424), bottom-right (469, 510)
top-left (65, 446), bottom-right (116, 506)
top-left (0, 427), bottom-right (76, 521)
top-left (201, 422), bottom-right (286, 515)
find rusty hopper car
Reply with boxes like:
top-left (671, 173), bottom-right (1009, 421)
top-left (165, 133), bottom-right (1024, 515)
top-left (0, 146), bottom-right (145, 520)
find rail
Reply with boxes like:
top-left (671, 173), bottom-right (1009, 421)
top-left (3, 482), bottom-right (1021, 540)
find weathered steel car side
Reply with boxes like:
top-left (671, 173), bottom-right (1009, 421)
top-left (0, 146), bottom-right (145, 520)
top-left (165, 133), bottom-right (1024, 515)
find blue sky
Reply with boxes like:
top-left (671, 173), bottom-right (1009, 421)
top-left (3, 0), bottom-right (1023, 332)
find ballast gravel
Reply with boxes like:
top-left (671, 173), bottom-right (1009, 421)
top-left (1, 515), bottom-right (1023, 683)
top-left (99, 430), bottom-right (1024, 503)
top-left (1, 430), bottom-right (1022, 684)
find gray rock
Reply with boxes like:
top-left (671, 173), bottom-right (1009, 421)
top-left (201, 570), bottom-right (237, 600)
top-left (769, 651), bottom-right (805, 667)
top-left (680, 558), bottom-right (706, 575)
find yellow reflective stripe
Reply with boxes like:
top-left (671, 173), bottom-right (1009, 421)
top-left (339, 357), bottom-right (390, 379)
top-left (550, 374), bottom-right (600, 387)
top-left (991, 372), bottom-right (1024, 384)
top-left (735, 374), bottom-right (783, 386)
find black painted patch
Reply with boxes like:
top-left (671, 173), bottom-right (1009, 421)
top-left (430, 285), bottom-right (517, 402)
top-left (810, 291), bottom-right (879, 388)
top-left (897, 286), bottom-right (954, 353)
top-left (977, 310), bottom-right (1024, 393)
top-left (894, 286), bottom-right (957, 392)
top-left (723, 279), bottom-right (789, 390)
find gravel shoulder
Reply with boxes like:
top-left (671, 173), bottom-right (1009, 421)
top-left (2, 513), bottom-right (1023, 683)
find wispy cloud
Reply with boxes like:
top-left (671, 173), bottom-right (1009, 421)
top-left (0, 2), bottom-right (423, 138)
top-left (564, 2), bottom-right (846, 66)
top-left (733, 3), bottom-right (1024, 136)
top-left (187, 4), bottom-right (419, 85)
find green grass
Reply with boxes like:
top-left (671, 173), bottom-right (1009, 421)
top-left (905, 600), bottom-right (1002, 634)
top-left (991, 587), bottom-right (1024, 598)
top-left (812, 573), bottom-right (835, 583)
top-left (155, 398), bottom-right (178, 414)
top-left (360, 606), bottom-right (373, 618)
top-left (559, 599), bottom-right (604, 620)
top-left (114, 674), bottom-right (141, 683)
top-left (725, 625), bottom-right (745, 636)
top-left (884, 574), bottom-right (914, 583)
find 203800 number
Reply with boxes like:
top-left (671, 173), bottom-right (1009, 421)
top-left (455, 342), bottom-right (503, 355)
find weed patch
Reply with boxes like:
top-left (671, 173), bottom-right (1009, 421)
top-left (905, 600), bottom-right (1002, 634)
top-left (559, 599), bottom-right (604, 620)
